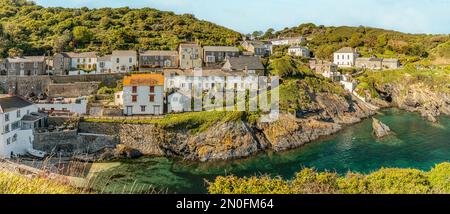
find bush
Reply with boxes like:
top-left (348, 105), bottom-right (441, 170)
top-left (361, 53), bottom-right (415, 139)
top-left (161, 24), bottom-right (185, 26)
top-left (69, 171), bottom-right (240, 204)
top-left (208, 163), bottom-right (450, 194)
top-left (0, 171), bottom-right (80, 194)
top-left (428, 163), bottom-right (450, 193)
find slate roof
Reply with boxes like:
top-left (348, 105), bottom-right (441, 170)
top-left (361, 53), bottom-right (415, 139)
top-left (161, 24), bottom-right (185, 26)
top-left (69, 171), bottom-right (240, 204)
top-left (164, 68), bottom-right (246, 77)
top-left (62, 52), bottom-right (98, 58)
top-left (140, 50), bottom-right (178, 56)
top-left (7, 56), bottom-right (45, 63)
top-left (335, 47), bottom-right (357, 54)
top-left (226, 56), bottom-right (265, 70)
top-left (0, 95), bottom-right (33, 113)
top-left (112, 50), bottom-right (137, 57)
top-left (97, 55), bottom-right (112, 62)
top-left (203, 46), bottom-right (239, 52)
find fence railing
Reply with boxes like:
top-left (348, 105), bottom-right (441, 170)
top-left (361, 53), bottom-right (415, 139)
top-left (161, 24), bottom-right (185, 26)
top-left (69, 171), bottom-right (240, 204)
top-left (81, 115), bottom-right (165, 120)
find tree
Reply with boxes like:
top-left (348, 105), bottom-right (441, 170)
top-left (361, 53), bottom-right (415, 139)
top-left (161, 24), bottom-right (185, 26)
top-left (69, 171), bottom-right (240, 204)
top-left (252, 31), bottom-right (263, 39)
top-left (72, 26), bottom-right (93, 48)
top-left (53, 30), bottom-right (72, 52)
top-left (263, 28), bottom-right (275, 39)
top-left (8, 47), bottom-right (23, 57)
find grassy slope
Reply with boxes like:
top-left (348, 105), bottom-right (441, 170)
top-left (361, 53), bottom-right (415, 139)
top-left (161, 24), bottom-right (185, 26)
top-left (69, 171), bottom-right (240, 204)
top-left (0, 170), bottom-right (80, 194)
top-left (83, 111), bottom-right (245, 134)
top-left (208, 162), bottom-right (450, 194)
top-left (355, 67), bottom-right (450, 98)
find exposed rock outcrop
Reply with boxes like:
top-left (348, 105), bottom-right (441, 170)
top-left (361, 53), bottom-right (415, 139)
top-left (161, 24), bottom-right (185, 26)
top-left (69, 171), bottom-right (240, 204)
top-left (76, 92), bottom-right (374, 162)
top-left (372, 118), bottom-right (392, 138)
top-left (373, 83), bottom-right (450, 123)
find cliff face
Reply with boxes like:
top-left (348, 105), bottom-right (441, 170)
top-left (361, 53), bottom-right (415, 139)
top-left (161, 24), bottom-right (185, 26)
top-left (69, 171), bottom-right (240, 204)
top-left (374, 83), bottom-right (450, 122)
top-left (78, 93), bottom-right (374, 162)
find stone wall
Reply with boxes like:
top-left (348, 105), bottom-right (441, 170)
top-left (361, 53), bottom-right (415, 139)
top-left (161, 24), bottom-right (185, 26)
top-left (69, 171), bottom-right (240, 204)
top-left (78, 122), bottom-right (167, 156)
top-left (79, 122), bottom-right (121, 135)
top-left (0, 73), bottom-right (125, 97)
top-left (0, 76), bottom-right (52, 97)
top-left (48, 82), bottom-right (99, 98)
top-left (33, 130), bottom-right (118, 155)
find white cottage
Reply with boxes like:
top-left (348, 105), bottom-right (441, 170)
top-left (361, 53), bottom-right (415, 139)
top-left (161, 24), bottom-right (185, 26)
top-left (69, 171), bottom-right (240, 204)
top-left (0, 95), bottom-right (46, 158)
top-left (121, 74), bottom-right (164, 115)
top-left (333, 47), bottom-right (358, 68)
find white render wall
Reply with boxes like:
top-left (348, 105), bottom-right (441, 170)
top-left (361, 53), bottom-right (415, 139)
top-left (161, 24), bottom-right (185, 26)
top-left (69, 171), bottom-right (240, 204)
top-left (333, 52), bottom-right (357, 68)
top-left (0, 104), bottom-right (37, 158)
top-left (70, 57), bottom-right (98, 70)
top-left (122, 85), bottom-right (164, 115)
top-left (36, 100), bottom-right (88, 115)
top-left (111, 55), bottom-right (137, 73)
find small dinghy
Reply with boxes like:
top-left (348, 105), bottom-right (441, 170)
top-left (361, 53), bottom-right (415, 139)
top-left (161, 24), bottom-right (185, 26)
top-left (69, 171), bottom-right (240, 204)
top-left (26, 148), bottom-right (47, 158)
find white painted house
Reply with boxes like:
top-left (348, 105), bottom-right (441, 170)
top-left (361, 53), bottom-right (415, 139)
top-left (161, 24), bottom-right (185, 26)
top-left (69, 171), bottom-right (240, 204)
top-left (270, 36), bottom-right (306, 46)
top-left (121, 74), bottom-right (164, 115)
top-left (97, 55), bottom-right (113, 74)
top-left (66, 52), bottom-right (98, 72)
top-left (111, 50), bottom-right (138, 73)
top-left (36, 98), bottom-right (88, 115)
top-left (288, 46), bottom-right (310, 57)
top-left (333, 47), bottom-right (358, 68)
top-left (0, 95), bottom-right (46, 158)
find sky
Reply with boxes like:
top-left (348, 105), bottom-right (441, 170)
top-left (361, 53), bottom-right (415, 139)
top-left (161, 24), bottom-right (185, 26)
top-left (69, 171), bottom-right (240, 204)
top-left (33, 0), bottom-right (450, 35)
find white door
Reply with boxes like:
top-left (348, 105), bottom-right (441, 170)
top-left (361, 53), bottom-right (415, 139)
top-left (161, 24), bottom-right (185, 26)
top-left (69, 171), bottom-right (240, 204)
top-left (154, 106), bottom-right (160, 115)
top-left (126, 106), bottom-right (133, 115)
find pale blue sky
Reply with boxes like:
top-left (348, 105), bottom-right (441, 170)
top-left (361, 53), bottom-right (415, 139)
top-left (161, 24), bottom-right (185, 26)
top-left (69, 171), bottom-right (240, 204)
top-left (34, 0), bottom-right (450, 34)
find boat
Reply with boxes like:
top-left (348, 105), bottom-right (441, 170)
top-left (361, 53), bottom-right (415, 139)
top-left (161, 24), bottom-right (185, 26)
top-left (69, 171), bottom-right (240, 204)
top-left (26, 148), bottom-right (47, 158)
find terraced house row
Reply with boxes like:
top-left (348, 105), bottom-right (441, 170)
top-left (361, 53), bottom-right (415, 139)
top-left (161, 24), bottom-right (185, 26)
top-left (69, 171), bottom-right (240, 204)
top-left (0, 42), bottom-right (270, 76)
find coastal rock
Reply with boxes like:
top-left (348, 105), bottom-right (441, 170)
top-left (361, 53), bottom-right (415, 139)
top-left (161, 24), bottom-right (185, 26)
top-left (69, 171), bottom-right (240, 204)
top-left (73, 92), bottom-right (375, 162)
top-left (374, 83), bottom-right (449, 122)
top-left (372, 118), bottom-right (392, 138)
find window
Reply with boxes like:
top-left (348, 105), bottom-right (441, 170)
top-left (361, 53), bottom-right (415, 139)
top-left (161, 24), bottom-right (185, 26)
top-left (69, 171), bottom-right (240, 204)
top-left (149, 95), bottom-right (155, 102)
top-left (12, 134), bottom-right (17, 142)
top-left (140, 105), bottom-right (146, 112)
top-left (116, 58), bottom-right (120, 63)
top-left (347, 55), bottom-right (350, 60)
top-left (4, 124), bottom-right (10, 133)
top-left (132, 86), bottom-right (137, 93)
top-left (129, 58), bottom-right (133, 63)
top-left (11, 121), bottom-right (20, 130)
top-left (6, 137), bottom-right (10, 145)
top-left (16, 110), bottom-right (20, 118)
top-left (5, 113), bottom-right (9, 122)
top-left (149, 86), bottom-right (155, 93)
top-left (337, 55), bottom-right (339, 60)
top-left (132, 95), bottom-right (138, 102)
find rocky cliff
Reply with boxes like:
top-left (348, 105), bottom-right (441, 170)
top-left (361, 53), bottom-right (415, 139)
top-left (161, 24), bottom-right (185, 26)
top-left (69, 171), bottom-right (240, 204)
top-left (373, 82), bottom-right (450, 122)
top-left (78, 93), bottom-right (374, 162)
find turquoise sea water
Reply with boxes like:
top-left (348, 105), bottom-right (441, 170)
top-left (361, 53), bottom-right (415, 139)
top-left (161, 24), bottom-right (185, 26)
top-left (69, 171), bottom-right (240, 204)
top-left (93, 109), bottom-right (450, 193)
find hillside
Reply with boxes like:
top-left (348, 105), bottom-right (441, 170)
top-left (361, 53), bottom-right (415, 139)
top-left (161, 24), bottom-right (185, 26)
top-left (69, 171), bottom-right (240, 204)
top-left (0, 0), bottom-right (241, 57)
top-left (265, 23), bottom-right (450, 64)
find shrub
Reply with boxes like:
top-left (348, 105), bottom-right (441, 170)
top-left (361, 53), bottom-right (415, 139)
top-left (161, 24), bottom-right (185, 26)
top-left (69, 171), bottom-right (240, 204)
top-left (0, 171), bottom-right (80, 194)
top-left (208, 163), bottom-right (450, 194)
top-left (428, 163), bottom-right (450, 193)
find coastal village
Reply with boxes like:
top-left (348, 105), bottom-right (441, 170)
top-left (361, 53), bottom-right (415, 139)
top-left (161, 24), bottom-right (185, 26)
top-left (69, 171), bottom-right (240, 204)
top-left (0, 35), bottom-right (403, 159)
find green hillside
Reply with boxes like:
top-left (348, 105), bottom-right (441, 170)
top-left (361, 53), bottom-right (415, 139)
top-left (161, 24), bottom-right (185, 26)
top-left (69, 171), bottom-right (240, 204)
top-left (0, 0), bottom-right (241, 57)
top-left (265, 23), bottom-right (450, 64)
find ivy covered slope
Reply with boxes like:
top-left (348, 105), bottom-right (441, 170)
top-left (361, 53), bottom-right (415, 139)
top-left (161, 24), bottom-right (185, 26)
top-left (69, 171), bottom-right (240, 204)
top-left (264, 23), bottom-right (450, 65)
top-left (0, 0), bottom-right (241, 57)
top-left (208, 162), bottom-right (450, 194)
